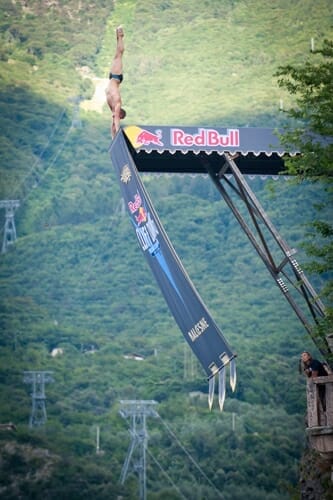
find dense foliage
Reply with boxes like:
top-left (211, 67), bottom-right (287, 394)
top-left (276, 39), bottom-right (333, 363)
top-left (0, 0), bottom-right (332, 499)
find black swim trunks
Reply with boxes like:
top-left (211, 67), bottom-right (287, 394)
top-left (109, 73), bottom-right (123, 83)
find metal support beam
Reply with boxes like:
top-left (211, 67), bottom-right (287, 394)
top-left (201, 153), bottom-right (330, 360)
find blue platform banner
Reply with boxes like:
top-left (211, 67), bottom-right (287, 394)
top-left (109, 130), bottom-right (236, 409)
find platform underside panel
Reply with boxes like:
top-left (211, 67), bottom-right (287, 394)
top-left (132, 150), bottom-right (286, 176)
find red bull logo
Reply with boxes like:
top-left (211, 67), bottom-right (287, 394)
top-left (124, 126), bottom-right (164, 149)
top-left (171, 128), bottom-right (240, 147)
top-left (135, 206), bottom-right (147, 224)
top-left (128, 192), bottom-right (142, 213)
top-left (136, 129), bottom-right (164, 146)
top-left (124, 125), bottom-right (240, 150)
top-left (128, 192), bottom-right (147, 225)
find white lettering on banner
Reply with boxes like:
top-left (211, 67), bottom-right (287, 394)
top-left (136, 225), bottom-right (152, 251)
top-left (188, 317), bottom-right (210, 342)
top-left (171, 128), bottom-right (240, 148)
top-left (145, 213), bottom-right (159, 242)
top-left (135, 212), bottom-right (159, 252)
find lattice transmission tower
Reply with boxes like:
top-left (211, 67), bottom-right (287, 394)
top-left (119, 400), bottom-right (159, 500)
top-left (0, 200), bottom-right (20, 253)
top-left (23, 371), bottom-right (54, 428)
top-left (68, 96), bottom-right (82, 128)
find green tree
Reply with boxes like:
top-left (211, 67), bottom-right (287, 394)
top-left (275, 39), bottom-right (333, 363)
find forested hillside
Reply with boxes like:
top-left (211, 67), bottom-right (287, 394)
top-left (0, 0), bottom-right (332, 499)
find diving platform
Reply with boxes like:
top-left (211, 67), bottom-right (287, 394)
top-left (112, 125), bottom-right (330, 361)
top-left (123, 125), bottom-right (295, 175)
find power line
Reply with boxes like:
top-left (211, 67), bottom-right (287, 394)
top-left (157, 415), bottom-right (225, 500)
top-left (119, 401), bottom-right (223, 499)
top-left (0, 108), bottom-right (68, 244)
top-left (12, 108), bottom-right (67, 201)
top-left (21, 126), bottom-right (72, 206)
top-left (146, 447), bottom-right (187, 500)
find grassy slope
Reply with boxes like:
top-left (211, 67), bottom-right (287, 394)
top-left (97, 0), bottom-right (333, 126)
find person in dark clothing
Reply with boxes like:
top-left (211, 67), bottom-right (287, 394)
top-left (301, 351), bottom-right (328, 411)
top-left (301, 351), bottom-right (328, 378)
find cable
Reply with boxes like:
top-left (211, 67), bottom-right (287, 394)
top-left (146, 447), bottom-right (187, 500)
top-left (21, 125), bottom-right (72, 206)
top-left (0, 108), bottom-right (68, 235)
top-left (13, 107), bottom-right (67, 201)
top-left (157, 415), bottom-right (225, 500)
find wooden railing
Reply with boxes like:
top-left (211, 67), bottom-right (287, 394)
top-left (306, 374), bottom-right (333, 461)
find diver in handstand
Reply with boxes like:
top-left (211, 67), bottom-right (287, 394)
top-left (106, 26), bottom-right (126, 138)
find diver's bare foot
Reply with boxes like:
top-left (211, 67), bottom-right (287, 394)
top-left (116, 26), bottom-right (124, 38)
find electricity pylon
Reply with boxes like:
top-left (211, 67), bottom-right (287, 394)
top-left (68, 96), bottom-right (82, 128)
top-left (119, 400), bottom-right (159, 500)
top-left (0, 200), bottom-right (20, 253)
top-left (23, 371), bottom-right (54, 428)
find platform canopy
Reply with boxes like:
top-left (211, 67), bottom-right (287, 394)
top-left (123, 125), bottom-right (297, 176)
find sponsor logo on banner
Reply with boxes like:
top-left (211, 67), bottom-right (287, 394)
top-left (120, 164), bottom-right (132, 183)
top-left (128, 191), bottom-right (160, 253)
top-left (136, 128), bottom-right (163, 146)
top-left (188, 316), bottom-right (210, 342)
top-left (171, 128), bottom-right (240, 147)
top-left (125, 126), bottom-right (164, 148)
top-left (125, 126), bottom-right (240, 150)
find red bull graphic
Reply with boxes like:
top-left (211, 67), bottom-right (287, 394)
top-left (136, 128), bottom-right (164, 146)
top-left (124, 126), bottom-right (164, 149)
top-left (124, 125), bottom-right (287, 159)
top-left (135, 206), bottom-right (147, 225)
top-left (128, 192), bottom-right (142, 214)
top-left (128, 192), bottom-right (147, 225)
top-left (171, 128), bottom-right (240, 147)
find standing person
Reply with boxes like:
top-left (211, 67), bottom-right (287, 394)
top-left (106, 26), bottom-right (126, 138)
top-left (301, 351), bottom-right (328, 378)
top-left (301, 351), bottom-right (328, 411)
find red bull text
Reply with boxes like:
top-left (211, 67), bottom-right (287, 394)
top-left (171, 128), bottom-right (240, 147)
top-left (128, 193), bottom-right (142, 214)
